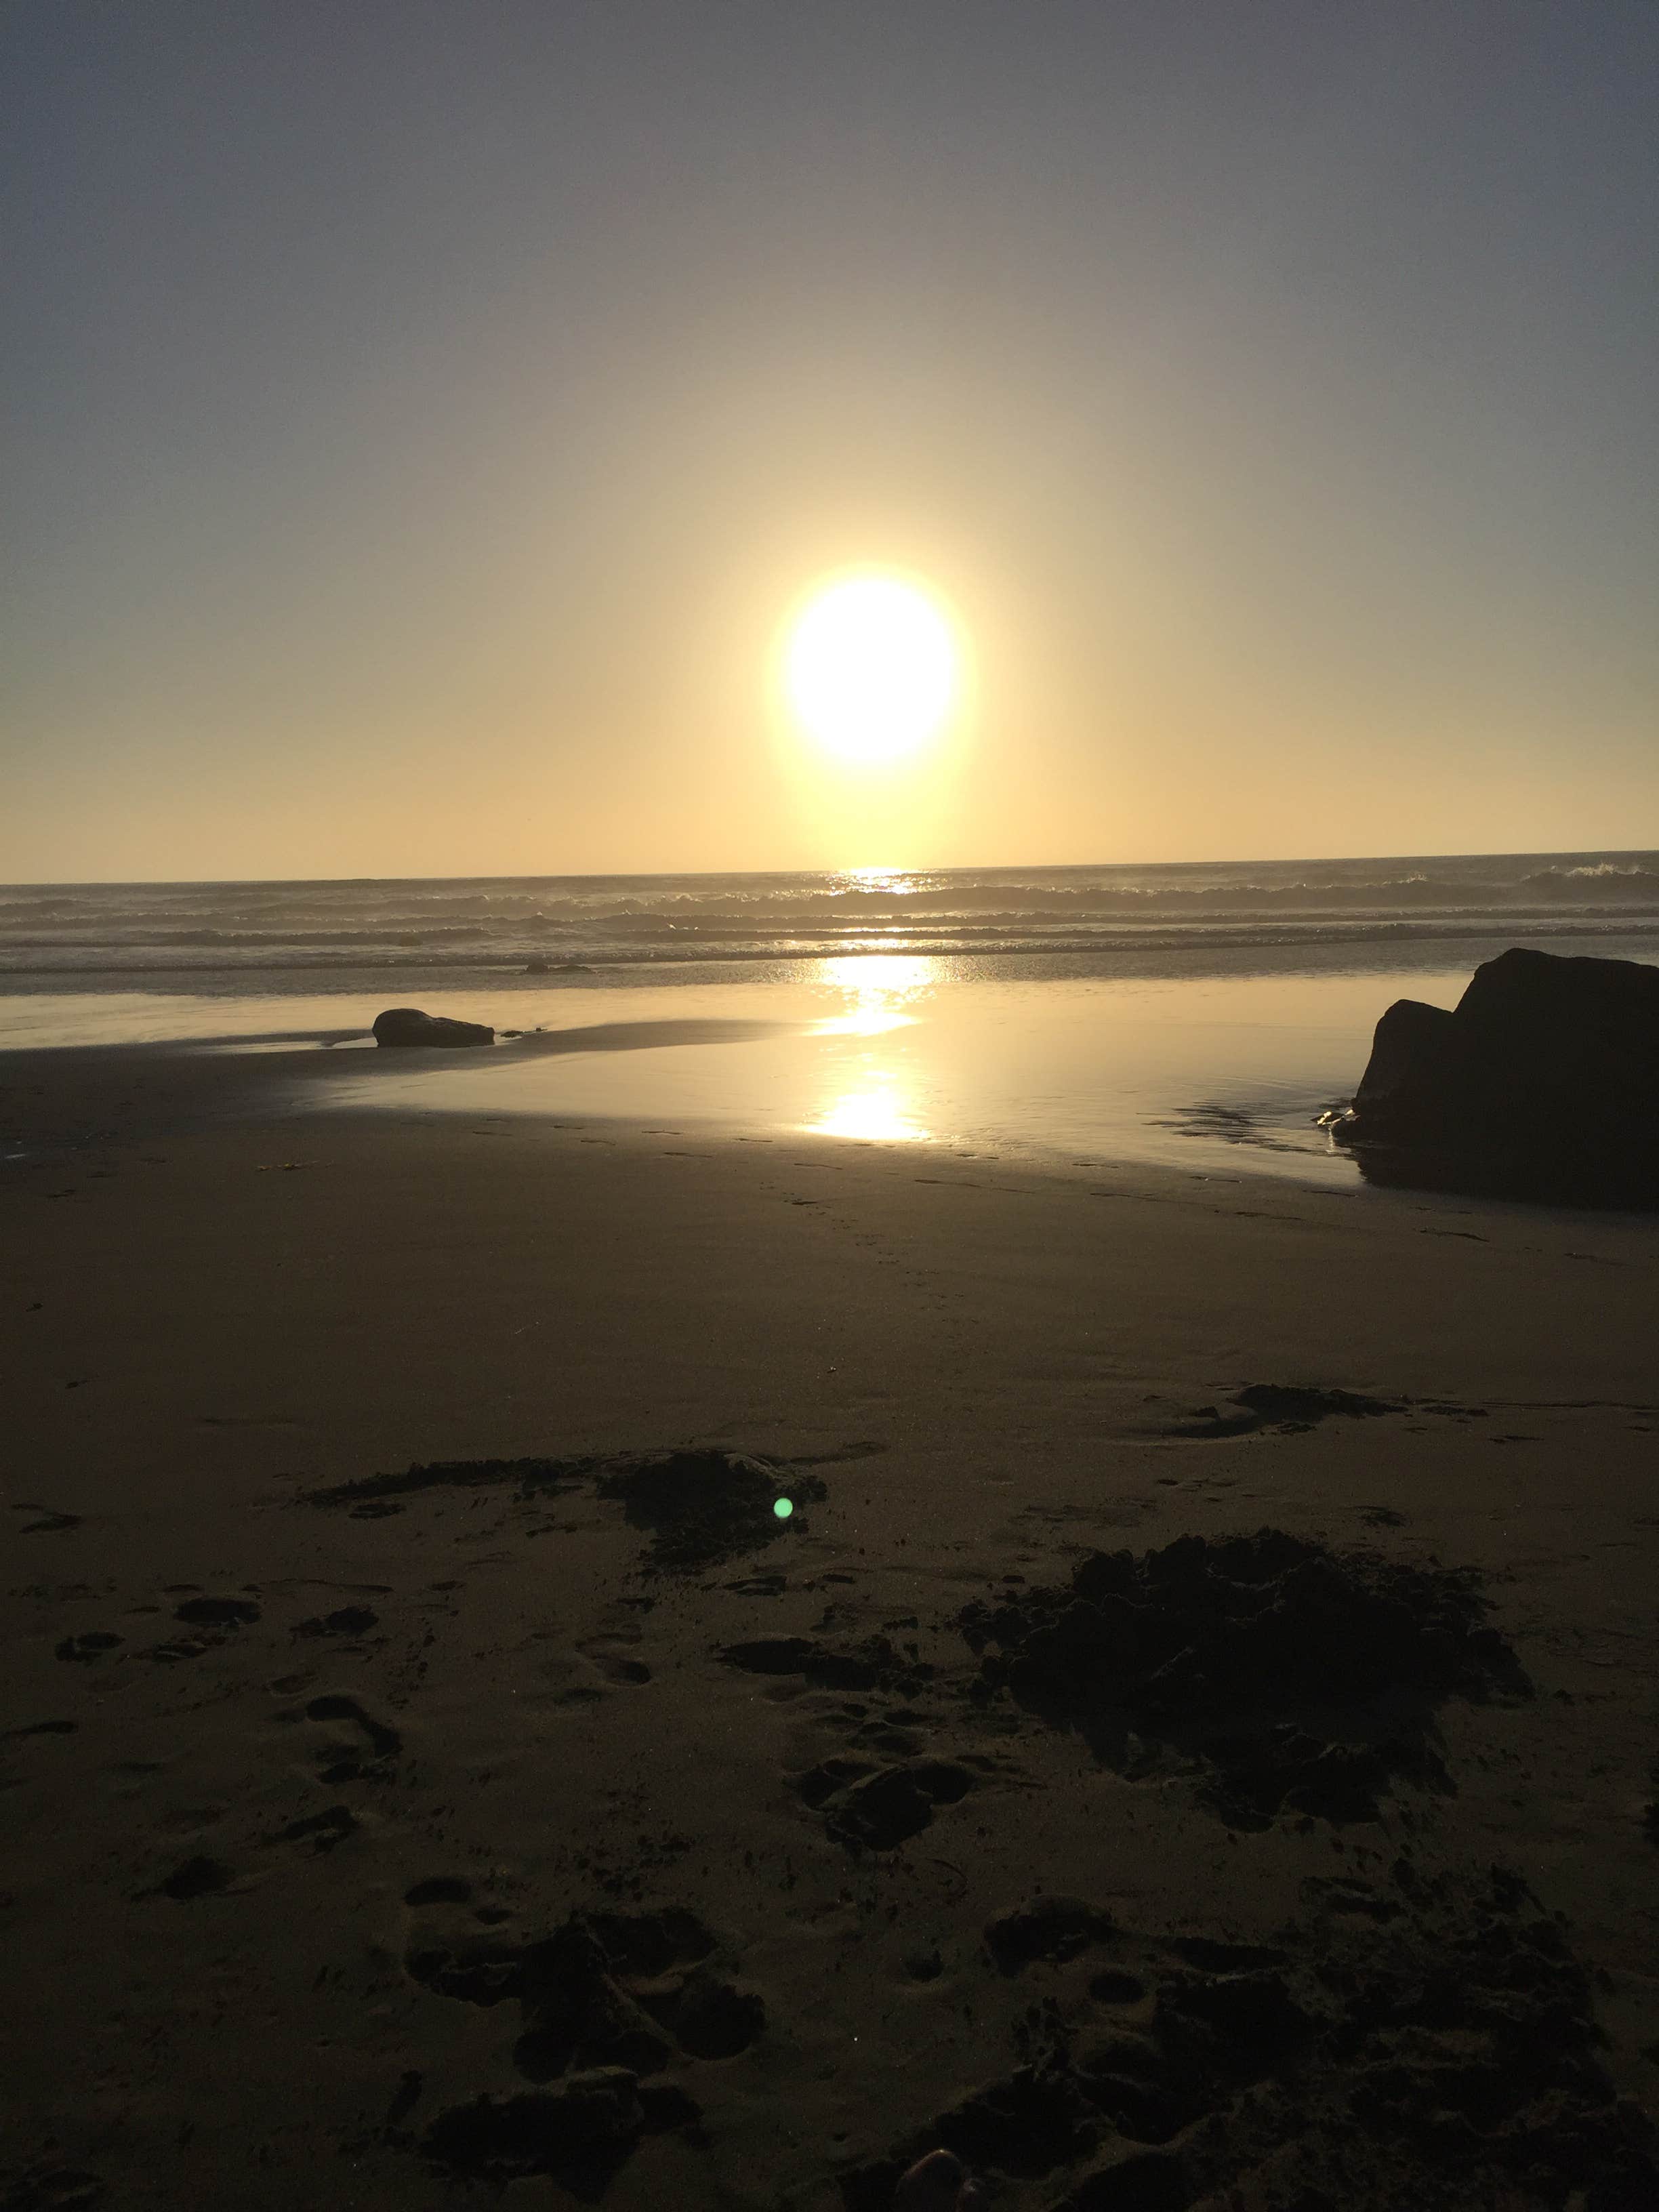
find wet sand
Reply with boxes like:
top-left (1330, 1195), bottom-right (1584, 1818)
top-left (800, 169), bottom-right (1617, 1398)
top-left (4, 1043), bottom-right (1659, 2208)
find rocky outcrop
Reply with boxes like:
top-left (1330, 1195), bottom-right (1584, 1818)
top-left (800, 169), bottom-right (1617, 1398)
top-left (372, 1007), bottom-right (495, 1048)
top-left (1330, 947), bottom-right (1659, 1204)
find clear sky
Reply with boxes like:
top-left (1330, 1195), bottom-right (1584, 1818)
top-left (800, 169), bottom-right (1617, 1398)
top-left (4, 1), bottom-right (1656, 881)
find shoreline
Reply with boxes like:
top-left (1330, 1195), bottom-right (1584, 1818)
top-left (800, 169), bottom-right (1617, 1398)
top-left (11, 1021), bottom-right (1659, 1229)
top-left (5, 1053), bottom-right (1658, 2205)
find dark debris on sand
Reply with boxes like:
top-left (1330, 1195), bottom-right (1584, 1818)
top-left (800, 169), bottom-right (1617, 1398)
top-left (1172, 1383), bottom-right (1401, 1438)
top-left (0, 2164), bottom-right (108, 2212)
top-left (300, 1453), bottom-right (588, 1513)
top-left (1168, 1382), bottom-right (1495, 1439)
top-left (302, 1445), bottom-right (822, 1572)
top-left (960, 1530), bottom-right (1530, 1826)
top-left (842, 1863), bottom-right (1658, 2212)
top-left (596, 1450), bottom-right (825, 1572)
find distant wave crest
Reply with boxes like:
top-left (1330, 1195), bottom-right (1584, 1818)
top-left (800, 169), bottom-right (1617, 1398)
top-left (3, 851), bottom-right (1656, 981)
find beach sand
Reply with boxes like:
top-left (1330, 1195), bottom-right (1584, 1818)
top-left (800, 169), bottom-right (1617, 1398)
top-left (5, 1043), bottom-right (1658, 2208)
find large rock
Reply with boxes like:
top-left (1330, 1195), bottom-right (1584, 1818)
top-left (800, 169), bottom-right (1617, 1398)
top-left (372, 1006), bottom-right (495, 1049)
top-left (1331, 947), bottom-right (1659, 1204)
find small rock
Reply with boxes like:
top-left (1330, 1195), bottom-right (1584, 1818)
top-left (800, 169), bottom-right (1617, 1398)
top-left (373, 1008), bottom-right (495, 1049)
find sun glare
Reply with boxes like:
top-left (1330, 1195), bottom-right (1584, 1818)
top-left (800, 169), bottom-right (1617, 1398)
top-left (783, 573), bottom-right (958, 764)
top-left (812, 1082), bottom-right (930, 1143)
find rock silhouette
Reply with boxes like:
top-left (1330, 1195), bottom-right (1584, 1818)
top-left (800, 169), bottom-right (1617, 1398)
top-left (372, 1007), bottom-right (495, 1048)
top-left (1330, 947), bottom-right (1659, 1204)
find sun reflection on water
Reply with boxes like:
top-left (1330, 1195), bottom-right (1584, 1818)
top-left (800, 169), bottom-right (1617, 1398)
top-left (807, 954), bottom-right (943, 1141)
top-left (813, 1080), bottom-right (930, 1143)
top-left (811, 953), bottom-right (942, 1036)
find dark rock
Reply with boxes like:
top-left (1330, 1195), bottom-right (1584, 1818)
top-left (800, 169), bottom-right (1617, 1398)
top-left (1331, 947), bottom-right (1659, 1204)
top-left (372, 1006), bottom-right (495, 1048)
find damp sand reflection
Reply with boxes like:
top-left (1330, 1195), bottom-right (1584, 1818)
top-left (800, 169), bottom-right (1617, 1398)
top-left (260, 960), bottom-right (1480, 1188)
top-left (804, 956), bottom-right (943, 1142)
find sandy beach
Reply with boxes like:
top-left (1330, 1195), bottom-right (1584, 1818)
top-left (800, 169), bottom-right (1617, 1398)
top-left (5, 1042), bottom-right (1658, 2209)
top-left (13, 0), bottom-right (1659, 2198)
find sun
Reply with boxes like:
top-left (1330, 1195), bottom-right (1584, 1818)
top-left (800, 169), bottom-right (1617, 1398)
top-left (783, 572), bottom-right (959, 764)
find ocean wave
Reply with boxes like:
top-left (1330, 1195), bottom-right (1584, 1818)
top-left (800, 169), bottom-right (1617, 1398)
top-left (1523, 863), bottom-right (1659, 890)
top-left (5, 909), bottom-right (1658, 981)
top-left (3, 853), bottom-right (1656, 986)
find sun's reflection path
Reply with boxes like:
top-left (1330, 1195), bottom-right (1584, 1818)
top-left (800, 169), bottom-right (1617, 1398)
top-left (814, 1080), bottom-right (930, 1143)
top-left (808, 954), bottom-right (944, 1142)
top-left (811, 954), bottom-right (941, 1037)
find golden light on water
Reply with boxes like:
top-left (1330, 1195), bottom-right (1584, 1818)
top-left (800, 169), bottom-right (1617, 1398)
top-left (813, 1081), bottom-right (930, 1143)
top-left (808, 953), bottom-right (941, 1141)
top-left (783, 573), bottom-right (959, 765)
top-left (811, 953), bottom-right (940, 1034)
top-left (814, 1006), bottom-right (913, 1038)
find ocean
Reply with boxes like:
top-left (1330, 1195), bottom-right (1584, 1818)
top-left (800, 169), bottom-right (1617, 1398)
top-left (5, 852), bottom-right (1657, 1186)
top-left (4, 851), bottom-right (1658, 988)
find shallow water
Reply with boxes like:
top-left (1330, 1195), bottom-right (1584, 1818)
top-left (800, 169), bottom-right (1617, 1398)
top-left (9, 933), bottom-right (1658, 1191)
top-left (303, 959), bottom-right (1468, 1189)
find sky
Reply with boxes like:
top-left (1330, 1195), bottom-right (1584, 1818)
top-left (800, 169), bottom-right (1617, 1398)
top-left (3, 1), bottom-right (1656, 882)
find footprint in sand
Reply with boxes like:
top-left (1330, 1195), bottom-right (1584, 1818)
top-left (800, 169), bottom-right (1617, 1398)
top-left (144, 1855), bottom-right (234, 1902)
top-left (55, 1631), bottom-right (123, 1663)
top-left (798, 1758), bottom-right (979, 1851)
top-left (148, 1595), bottom-right (262, 1664)
top-left (266, 1804), bottom-right (358, 1854)
top-left (297, 1694), bottom-right (402, 1783)
top-left (717, 1633), bottom-right (931, 1698)
top-left (840, 1867), bottom-right (1659, 2211)
top-left (577, 1635), bottom-right (653, 1686)
top-left (569, 1606), bottom-right (656, 1687)
top-left (716, 1632), bottom-right (1000, 1850)
top-left (291, 1605), bottom-right (380, 1640)
top-left (408, 1903), bottom-right (758, 2188)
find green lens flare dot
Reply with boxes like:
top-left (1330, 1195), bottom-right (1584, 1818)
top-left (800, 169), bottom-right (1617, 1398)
top-left (773, 1498), bottom-right (794, 1520)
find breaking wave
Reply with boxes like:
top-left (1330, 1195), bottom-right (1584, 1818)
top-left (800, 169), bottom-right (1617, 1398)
top-left (2, 850), bottom-right (1656, 985)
